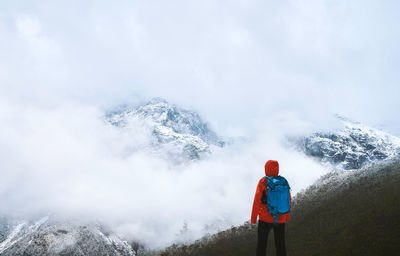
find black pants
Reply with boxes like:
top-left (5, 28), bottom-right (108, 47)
top-left (256, 220), bottom-right (287, 256)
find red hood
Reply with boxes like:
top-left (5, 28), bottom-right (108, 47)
top-left (265, 160), bottom-right (279, 177)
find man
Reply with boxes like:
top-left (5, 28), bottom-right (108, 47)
top-left (251, 160), bottom-right (291, 256)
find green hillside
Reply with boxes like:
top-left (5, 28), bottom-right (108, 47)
top-left (159, 160), bottom-right (400, 256)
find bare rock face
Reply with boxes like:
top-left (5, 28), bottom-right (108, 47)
top-left (106, 98), bottom-right (224, 162)
top-left (296, 117), bottom-right (400, 170)
top-left (0, 217), bottom-right (135, 256)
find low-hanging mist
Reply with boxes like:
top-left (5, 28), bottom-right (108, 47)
top-left (1, 0), bottom-right (400, 251)
top-left (0, 100), bottom-right (327, 248)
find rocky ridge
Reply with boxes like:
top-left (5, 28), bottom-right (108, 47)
top-left (106, 98), bottom-right (224, 162)
top-left (0, 216), bottom-right (136, 256)
top-left (297, 117), bottom-right (400, 169)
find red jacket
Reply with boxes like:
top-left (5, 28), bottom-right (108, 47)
top-left (251, 160), bottom-right (291, 224)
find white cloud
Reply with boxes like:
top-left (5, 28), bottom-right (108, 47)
top-left (0, 0), bottom-right (399, 248)
top-left (0, 1), bottom-right (398, 132)
top-left (16, 15), bottom-right (40, 36)
top-left (0, 99), bottom-right (327, 247)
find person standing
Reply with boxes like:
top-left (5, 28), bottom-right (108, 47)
top-left (251, 160), bottom-right (291, 256)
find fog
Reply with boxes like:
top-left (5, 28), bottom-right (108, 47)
top-left (0, 99), bottom-right (327, 247)
top-left (1, 0), bottom-right (400, 134)
top-left (1, 0), bottom-right (400, 248)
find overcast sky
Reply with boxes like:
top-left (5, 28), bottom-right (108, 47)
top-left (1, 0), bottom-right (400, 248)
top-left (1, 0), bottom-right (399, 135)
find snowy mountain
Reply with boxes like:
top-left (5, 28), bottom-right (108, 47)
top-left (0, 216), bottom-right (136, 256)
top-left (295, 117), bottom-right (400, 169)
top-left (0, 98), bottom-right (224, 256)
top-left (4, 102), bottom-right (399, 255)
top-left (106, 98), bottom-right (224, 162)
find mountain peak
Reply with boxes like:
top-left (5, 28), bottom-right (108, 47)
top-left (296, 116), bottom-right (400, 170)
top-left (106, 97), bottom-right (224, 162)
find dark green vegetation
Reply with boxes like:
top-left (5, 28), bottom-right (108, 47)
top-left (160, 160), bottom-right (400, 256)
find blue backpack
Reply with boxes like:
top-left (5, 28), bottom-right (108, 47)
top-left (261, 176), bottom-right (291, 223)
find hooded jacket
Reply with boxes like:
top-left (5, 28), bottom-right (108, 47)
top-left (251, 160), bottom-right (291, 224)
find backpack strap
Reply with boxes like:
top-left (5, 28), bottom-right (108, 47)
top-left (261, 190), bottom-right (267, 204)
top-left (264, 176), bottom-right (270, 185)
top-left (264, 176), bottom-right (275, 189)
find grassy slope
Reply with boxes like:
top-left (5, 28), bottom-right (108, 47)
top-left (160, 160), bottom-right (400, 256)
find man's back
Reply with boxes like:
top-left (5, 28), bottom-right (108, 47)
top-left (251, 160), bottom-right (291, 224)
top-left (251, 160), bottom-right (291, 256)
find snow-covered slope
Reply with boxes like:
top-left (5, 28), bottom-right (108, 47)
top-left (296, 117), bottom-right (400, 170)
top-left (106, 98), bottom-right (224, 162)
top-left (0, 98), bottom-right (224, 256)
top-left (0, 216), bottom-right (135, 256)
